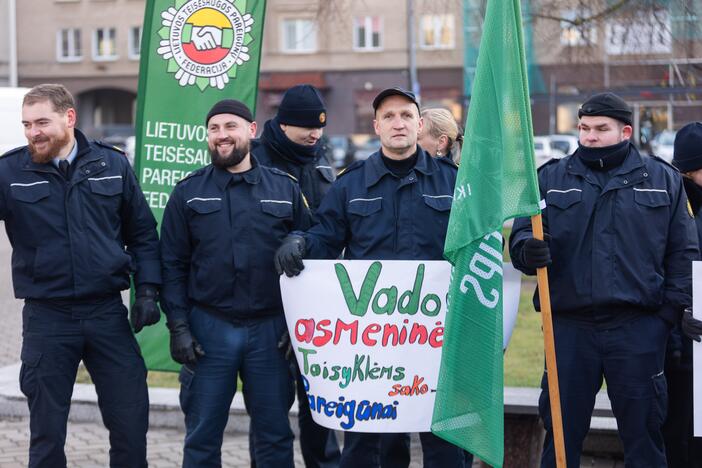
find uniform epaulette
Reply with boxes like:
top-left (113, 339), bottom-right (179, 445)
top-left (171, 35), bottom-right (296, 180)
top-left (95, 140), bottom-right (126, 155)
top-left (175, 166), bottom-right (206, 185)
top-left (268, 166), bottom-right (298, 182)
top-left (537, 157), bottom-right (561, 172)
top-left (650, 155), bottom-right (678, 171)
top-left (436, 156), bottom-right (458, 169)
top-left (337, 160), bottom-right (364, 178)
top-left (0, 145), bottom-right (25, 159)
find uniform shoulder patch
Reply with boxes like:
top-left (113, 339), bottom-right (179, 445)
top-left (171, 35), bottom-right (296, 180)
top-left (175, 166), bottom-right (206, 185)
top-left (268, 166), bottom-right (298, 182)
top-left (95, 140), bottom-right (126, 155)
top-left (337, 160), bottom-right (364, 178)
top-left (649, 155), bottom-right (678, 171)
top-left (0, 145), bottom-right (26, 159)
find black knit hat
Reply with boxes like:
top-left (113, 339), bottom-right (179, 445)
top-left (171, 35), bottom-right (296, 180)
top-left (578, 92), bottom-right (632, 126)
top-left (673, 122), bottom-right (702, 173)
top-left (277, 84), bottom-right (327, 128)
top-left (206, 99), bottom-right (254, 125)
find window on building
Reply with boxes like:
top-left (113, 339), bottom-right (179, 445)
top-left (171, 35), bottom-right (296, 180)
top-left (93, 27), bottom-right (117, 61)
top-left (560, 9), bottom-right (597, 46)
top-left (353, 16), bottom-right (382, 51)
top-left (57, 28), bottom-right (82, 62)
top-left (281, 19), bottom-right (317, 53)
top-left (419, 14), bottom-right (454, 49)
top-left (128, 26), bottom-right (142, 59)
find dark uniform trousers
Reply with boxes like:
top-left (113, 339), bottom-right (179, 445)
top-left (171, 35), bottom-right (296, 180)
top-left (0, 131), bottom-right (160, 468)
top-left (21, 297), bottom-right (148, 468)
top-left (510, 147), bottom-right (698, 468)
top-left (303, 149), bottom-right (470, 468)
top-left (252, 128), bottom-right (340, 468)
top-left (539, 315), bottom-right (669, 468)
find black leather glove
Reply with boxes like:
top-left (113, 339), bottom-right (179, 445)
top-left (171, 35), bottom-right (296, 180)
top-left (277, 329), bottom-right (293, 360)
top-left (130, 284), bottom-right (161, 333)
top-left (520, 235), bottom-right (552, 269)
top-left (167, 319), bottom-right (206, 365)
top-left (682, 308), bottom-right (702, 342)
top-left (274, 235), bottom-right (306, 277)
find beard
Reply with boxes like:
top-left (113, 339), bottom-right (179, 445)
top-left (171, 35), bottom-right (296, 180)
top-left (28, 130), bottom-right (72, 164)
top-left (209, 138), bottom-right (249, 169)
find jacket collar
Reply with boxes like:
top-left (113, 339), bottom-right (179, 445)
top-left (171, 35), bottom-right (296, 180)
top-left (567, 142), bottom-right (644, 178)
top-left (364, 146), bottom-right (434, 188)
top-left (212, 154), bottom-right (261, 191)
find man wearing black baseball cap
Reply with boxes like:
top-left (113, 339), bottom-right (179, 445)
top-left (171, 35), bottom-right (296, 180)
top-left (274, 87), bottom-right (467, 468)
top-left (510, 92), bottom-right (699, 467)
top-left (663, 122), bottom-right (702, 468)
top-left (160, 99), bottom-right (311, 467)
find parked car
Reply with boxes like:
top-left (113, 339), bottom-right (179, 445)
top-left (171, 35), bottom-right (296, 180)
top-left (327, 134), bottom-right (355, 169)
top-left (352, 136), bottom-right (381, 161)
top-left (549, 134), bottom-right (579, 156)
top-left (534, 136), bottom-right (566, 167)
top-left (650, 130), bottom-right (675, 163)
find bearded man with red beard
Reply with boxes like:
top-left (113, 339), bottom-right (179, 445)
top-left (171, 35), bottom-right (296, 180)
top-left (0, 84), bottom-right (161, 467)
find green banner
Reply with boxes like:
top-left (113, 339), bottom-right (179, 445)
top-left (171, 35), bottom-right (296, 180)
top-left (431, 0), bottom-right (541, 466)
top-left (134, 0), bottom-right (267, 371)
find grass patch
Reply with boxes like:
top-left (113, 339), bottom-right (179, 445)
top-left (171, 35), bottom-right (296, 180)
top-left (504, 277), bottom-right (544, 387)
top-left (76, 366), bottom-right (180, 388)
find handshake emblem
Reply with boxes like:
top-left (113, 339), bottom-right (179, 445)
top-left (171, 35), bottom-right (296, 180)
top-left (192, 26), bottom-right (223, 50)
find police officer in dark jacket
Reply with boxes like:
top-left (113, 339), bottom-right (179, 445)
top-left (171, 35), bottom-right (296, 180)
top-left (252, 84), bottom-right (335, 215)
top-left (509, 93), bottom-right (699, 468)
top-left (250, 84), bottom-right (340, 468)
top-left (160, 99), bottom-right (311, 468)
top-left (664, 122), bottom-right (702, 468)
top-left (1, 84), bottom-right (161, 467)
top-left (275, 87), bottom-right (467, 468)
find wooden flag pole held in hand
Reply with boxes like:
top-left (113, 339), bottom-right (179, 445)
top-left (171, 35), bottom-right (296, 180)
top-left (531, 214), bottom-right (566, 468)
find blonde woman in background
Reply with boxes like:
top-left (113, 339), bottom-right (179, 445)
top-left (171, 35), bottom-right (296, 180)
top-left (418, 107), bottom-right (463, 163)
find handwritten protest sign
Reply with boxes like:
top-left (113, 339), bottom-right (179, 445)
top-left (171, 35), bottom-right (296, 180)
top-left (280, 260), bottom-right (521, 432)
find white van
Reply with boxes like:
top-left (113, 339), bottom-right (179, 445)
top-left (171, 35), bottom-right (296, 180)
top-left (0, 87), bottom-right (29, 154)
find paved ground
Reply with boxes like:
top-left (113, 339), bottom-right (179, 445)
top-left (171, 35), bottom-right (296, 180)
top-left (0, 223), bottom-right (623, 467)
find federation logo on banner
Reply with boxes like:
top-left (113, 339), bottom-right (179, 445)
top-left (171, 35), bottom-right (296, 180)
top-left (157, 0), bottom-right (254, 91)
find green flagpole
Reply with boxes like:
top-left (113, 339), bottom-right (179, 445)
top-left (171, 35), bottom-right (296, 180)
top-left (133, 0), bottom-right (267, 371)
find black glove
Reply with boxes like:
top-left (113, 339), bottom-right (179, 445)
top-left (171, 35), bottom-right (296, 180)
top-left (274, 235), bottom-right (306, 277)
top-left (520, 235), bottom-right (552, 269)
top-left (130, 284), bottom-right (161, 333)
top-left (682, 308), bottom-right (702, 342)
top-left (277, 330), bottom-right (293, 360)
top-left (167, 319), bottom-right (206, 365)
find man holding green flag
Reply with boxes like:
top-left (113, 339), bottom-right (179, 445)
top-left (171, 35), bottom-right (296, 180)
top-left (430, 1), bottom-right (541, 467)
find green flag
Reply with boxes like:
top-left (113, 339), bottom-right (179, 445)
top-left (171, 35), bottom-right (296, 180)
top-left (134, 0), bottom-right (267, 371)
top-left (430, 0), bottom-right (541, 466)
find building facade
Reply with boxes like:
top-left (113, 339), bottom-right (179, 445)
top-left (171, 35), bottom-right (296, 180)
top-left (13, 0), bottom-right (702, 148)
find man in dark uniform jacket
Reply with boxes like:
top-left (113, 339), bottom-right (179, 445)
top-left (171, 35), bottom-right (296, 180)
top-left (0, 84), bottom-right (161, 467)
top-left (275, 87), bottom-right (467, 468)
top-left (252, 84), bottom-right (335, 215)
top-left (664, 122), bottom-right (702, 468)
top-left (251, 84), bottom-right (341, 467)
top-left (510, 93), bottom-right (699, 467)
top-left (160, 99), bottom-right (311, 468)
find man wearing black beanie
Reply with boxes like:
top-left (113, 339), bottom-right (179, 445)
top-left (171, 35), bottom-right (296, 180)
top-left (510, 93), bottom-right (699, 467)
top-left (160, 99), bottom-right (311, 467)
top-left (251, 84), bottom-right (341, 468)
top-left (663, 122), bottom-right (702, 468)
